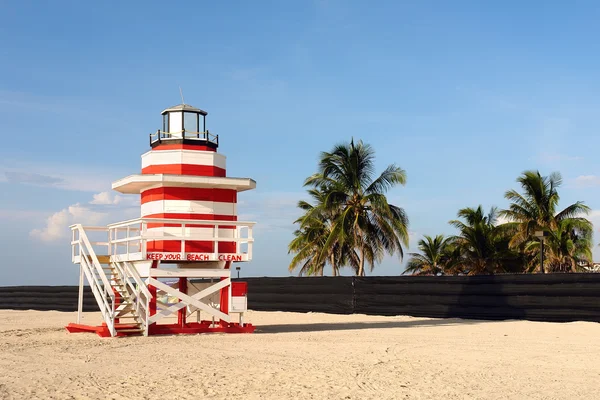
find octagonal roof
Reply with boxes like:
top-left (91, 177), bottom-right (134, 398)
top-left (161, 103), bottom-right (208, 116)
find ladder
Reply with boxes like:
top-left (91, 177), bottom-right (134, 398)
top-left (71, 225), bottom-right (150, 337)
top-left (102, 260), bottom-right (145, 336)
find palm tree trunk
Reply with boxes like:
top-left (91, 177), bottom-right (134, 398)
top-left (358, 246), bottom-right (365, 276)
top-left (330, 254), bottom-right (337, 276)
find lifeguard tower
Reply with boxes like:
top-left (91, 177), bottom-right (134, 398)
top-left (66, 103), bottom-right (256, 337)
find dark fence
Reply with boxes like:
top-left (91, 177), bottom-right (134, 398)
top-left (351, 274), bottom-right (600, 322)
top-left (1, 274), bottom-right (600, 323)
top-left (0, 286), bottom-right (98, 312)
top-left (241, 277), bottom-right (354, 314)
top-left (242, 273), bottom-right (600, 323)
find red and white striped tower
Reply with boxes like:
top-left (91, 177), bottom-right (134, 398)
top-left (105, 103), bottom-right (256, 335)
top-left (135, 104), bottom-right (245, 261)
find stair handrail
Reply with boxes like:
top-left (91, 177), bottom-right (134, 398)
top-left (124, 261), bottom-right (152, 335)
top-left (79, 255), bottom-right (116, 335)
top-left (123, 261), bottom-right (152, 299)
top-left (71, 224), bottom-right (116, 336)
top-left (76, 225), bottom-right (114, 291)
top-left (112, 261), bottom-right (151, 334)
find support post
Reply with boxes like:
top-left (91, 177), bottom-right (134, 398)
top-left (148, 260), bottom-right (158, 334)
top-left (177, 277), bottom-right (188, 327)
top-left (219, 261), bottom-right (232, 327)
top-left (77, 264), bottom-right (84, 324)
top-left (113, 287), bottom-right (121, 325)
top-left (540, 239), bottom-right (545, 274)
top-left (534, 231), bottom-right (548, 274)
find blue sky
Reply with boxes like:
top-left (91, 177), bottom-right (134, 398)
top-left (2, 1), bottom-right (600, 285)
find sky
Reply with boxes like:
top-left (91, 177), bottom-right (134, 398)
top-left (2, 0), bottom-right (600, 285)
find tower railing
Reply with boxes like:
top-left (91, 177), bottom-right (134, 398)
top-left (107, 217), bottom-right (255, 262)
top-left (149, 130), bottom-right (219, 147)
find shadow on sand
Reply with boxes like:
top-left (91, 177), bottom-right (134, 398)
top-left (255, 317), bottom-right (488, 334)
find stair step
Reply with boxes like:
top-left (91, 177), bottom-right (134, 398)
top-left (116, 329), bottom-right (143, 333)
top-left (116, 308), bottom-right (136, 314)
top-left (86, 255), bottom-right (111, 264)
top-left (115, 322), bottom-right (141, 327)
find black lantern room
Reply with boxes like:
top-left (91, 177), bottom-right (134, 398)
top-left (150, 103), bottom-right (218, 149)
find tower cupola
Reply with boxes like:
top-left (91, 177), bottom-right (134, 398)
top-left (151, 103), bottom-right (218, 150)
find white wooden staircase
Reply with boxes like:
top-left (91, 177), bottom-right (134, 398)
top-left (69, 226), bottom-right (150, 337)
top-left (102, 261), bottom-right (146, 336)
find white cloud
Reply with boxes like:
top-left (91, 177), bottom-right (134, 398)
top-left (0, 160), bottom-right (125, 193)
top-left (29, 204), bottom-right (106, 242)
top-left (0, 209), bottom-right (51, 221)
top-left (534, 152), bottom-right (583, 163)
top-left (4, 171), bottom-right (64, 187)
top-left (572, 175), bottom-right (600, 188)
top-left (29, 192), bottom-right (139, 242)
top-left (238, 191), bottom-right (308, 234)
top-left (90, 191), bottom-right (136, 206)
top-left (587, 210), bottom-right (600, 230)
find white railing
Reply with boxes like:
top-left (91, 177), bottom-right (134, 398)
top-left (70, 225), bottom-right (110, 264)
top-left (107, 217), bottom-right (255, 262)
top-left (70, 224), bottom-right (116, 337)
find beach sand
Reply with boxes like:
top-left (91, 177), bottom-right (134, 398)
top-left (0, 310), bottom-right (598, 399)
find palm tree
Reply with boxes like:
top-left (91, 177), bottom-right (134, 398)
top-left (499, 170), bottom-right (592, 273)
top-left (404, 234), bottom-right (452, 275)
top-left (523, 218), bottom-right (593, 272)
top-left (288, 215), bottom-right (328, 276)
top-left (289, 188), bottom-right (336, 276)
top-left (449, 205), bottom-right (507, 275)
top-left (288, 186), bottom-right (359, 276)
top-left (298, 139), bottom-right (409, 276)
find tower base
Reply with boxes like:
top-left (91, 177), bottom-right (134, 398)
top-left (65, 321), bottom-right (255, 337)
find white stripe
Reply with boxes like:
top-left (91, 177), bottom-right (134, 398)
top-left (141, 150), bottom-right (226, 170)
top-left (141, 199), bottom-right (237, 217)
top-left (147, 227), bottom-right (235, 239)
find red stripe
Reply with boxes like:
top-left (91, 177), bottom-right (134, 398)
top-left (152, 144), bottom-right (216, 152)
top-left (141, 213), bottom-right (237, 221)
top-left (141, 188), bottom-right (237, 204)
top-left (147, 241), bottom-right (236, 253)
top-left (146, 223), bottom-right (236, 229)
top-left (142, 164), bottom-right (226, 177)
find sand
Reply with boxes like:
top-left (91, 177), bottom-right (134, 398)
top-left (0, 310), bottom-right (598, 400)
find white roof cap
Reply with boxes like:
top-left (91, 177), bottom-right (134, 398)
top-left (161, 103), bottom-right (208, 116)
